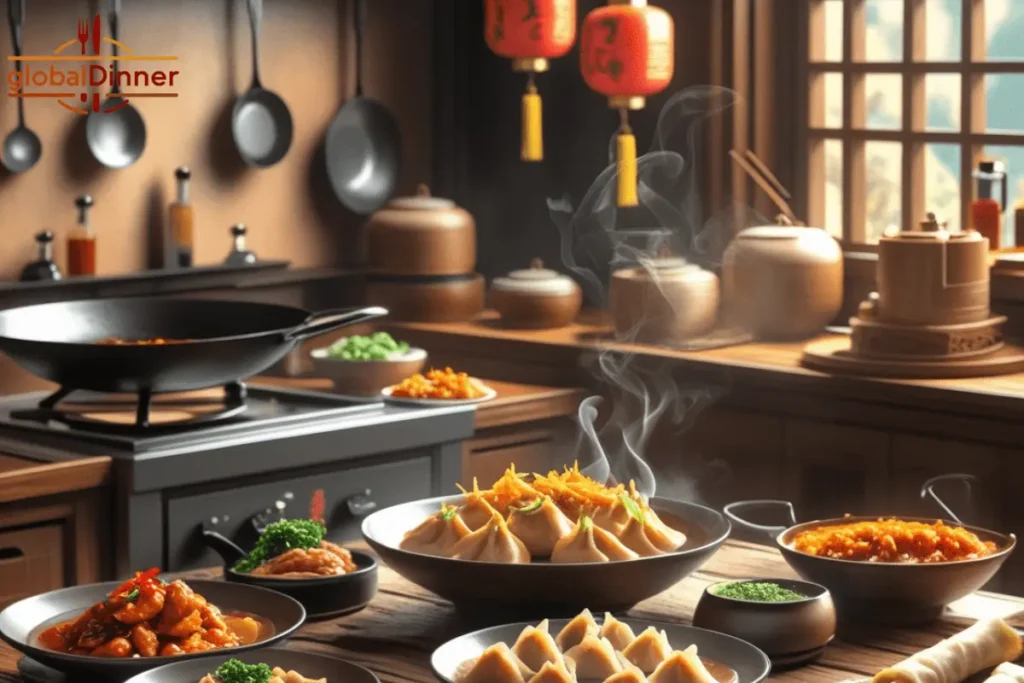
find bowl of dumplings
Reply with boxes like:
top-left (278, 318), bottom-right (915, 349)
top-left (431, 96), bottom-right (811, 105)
top-left (431, 608), bottom-right (771, 683)
top-left (361, 464), bottom-right (730, 613)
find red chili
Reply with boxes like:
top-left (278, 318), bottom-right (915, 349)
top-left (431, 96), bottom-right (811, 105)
top-left (109, 567), bottom-right (162, 599)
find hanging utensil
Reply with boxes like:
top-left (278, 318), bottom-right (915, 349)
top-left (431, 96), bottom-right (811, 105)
top-left (232, 0), bottom-right (293, 167)
top-left (2, 0), bottom-right (41, 174)
top-left (325, 0), bottom-right (401, 215)
top-left (85, 0), bottom-right (147, 169)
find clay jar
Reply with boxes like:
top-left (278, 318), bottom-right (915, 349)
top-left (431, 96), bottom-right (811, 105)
top-left (722, 220), bottom-right (843, 340)
top-left (365, 184), bottom-right (476, 276)
top-left (609, 257), bottom-right (720, 343)
top-left (489, 259), bottom-right (582, 329)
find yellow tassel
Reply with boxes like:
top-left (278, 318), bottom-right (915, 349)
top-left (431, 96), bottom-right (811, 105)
top-left (521, 84), bottom-right (543, 162)
top-left (616, 129), bottom-right (638, 207)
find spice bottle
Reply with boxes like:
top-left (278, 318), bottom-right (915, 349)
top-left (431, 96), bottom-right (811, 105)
top-left (224, 224), bottom-right (257, 266)
top-left (167, 166), bottom-right (194, 268)
top-left (1014, 180), bottom-right (1024, 248)
top-left (20, 231), bottom-right (62, 282)
top-left (970, 160), bottom-right (1007, 249)
top-left (68, 195), bottom-right (96, 276)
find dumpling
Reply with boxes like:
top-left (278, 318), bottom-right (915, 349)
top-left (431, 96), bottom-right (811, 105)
top-left (451, 511), bottom-right (531, 563)
top-left (507, 496), bottom-right (574, 556)
top-left (400, 504), bottom-right (471, 556)
top-left (615, 496), bottom-right (685, 556)
top-left (647, 646), bottom-right (717, 683)
top-left (527, 660), bottom-right (578, 683)
top-left (458, 485), bottom-right (502, 531)
top-left (623, 627), bottom-right (674, 673)
top-left (592, 499), bottom-right (632, 535)
top-left (564, 635), bottom-right (623, 679)
top-left (457, 643), bottom-right (532, 683)
top-left (512, 619), bottom-right (563, 672)
top-left (556, 609), bottom-right (600, 652)
top-left (551, 516), bottom-right (639, 564)
top-left (643, 508), bottom-right (687, 552)
top-left (606, 655), bottom-right (649, 683)
top-left (599, 612), bottom-right (637, 651)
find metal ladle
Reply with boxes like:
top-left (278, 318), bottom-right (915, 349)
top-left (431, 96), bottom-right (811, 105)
top-left (2, 0), bottom-right (41, 174)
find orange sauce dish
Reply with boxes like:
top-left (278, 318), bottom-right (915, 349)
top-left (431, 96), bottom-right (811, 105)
top-left (390, 367), bottom-right (486, 400)
top-left (791, 518), bottom-right (997, 563)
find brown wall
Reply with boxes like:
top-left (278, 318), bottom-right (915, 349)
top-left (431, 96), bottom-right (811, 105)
top-left (0, 0), bottom-right (432, 279)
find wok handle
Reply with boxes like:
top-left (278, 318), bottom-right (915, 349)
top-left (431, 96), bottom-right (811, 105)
top-left (723, 500), bottom-right (796, 539)
top-left (199, 527), bottom-right (247, 566)
top-left (920, 473), bottom-right (975, 525)
top-left (285, 306), bottom-right (388, 342)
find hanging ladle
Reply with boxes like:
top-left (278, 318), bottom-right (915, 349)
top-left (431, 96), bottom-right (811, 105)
top-left (2, 0), bottom-right (41, 174)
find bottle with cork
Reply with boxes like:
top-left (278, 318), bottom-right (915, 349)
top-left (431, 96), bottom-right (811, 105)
top-left (167, 166), bottom-right (194, 268)
top-left (67, 195), bottom-right (96, 277)
top-left (970, 160), bottom-right (1007, 250)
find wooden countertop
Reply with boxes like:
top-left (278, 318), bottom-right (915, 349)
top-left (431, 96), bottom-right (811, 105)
top-left (0, 454), bottom-right (110, 504)
top-left (2, 539), bottom-right (1020, 682)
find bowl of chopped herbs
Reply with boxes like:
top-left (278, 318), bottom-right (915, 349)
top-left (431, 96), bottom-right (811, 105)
top-left (310, 332), bottom-right (427, 396)
top-left (693, 578), bottom-right (836, 669)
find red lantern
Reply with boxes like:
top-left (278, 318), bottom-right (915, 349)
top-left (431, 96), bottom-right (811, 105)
top-left (581, 0), bottom-right (674, 207)
top-left (484, 0), bottom-right (577, 161)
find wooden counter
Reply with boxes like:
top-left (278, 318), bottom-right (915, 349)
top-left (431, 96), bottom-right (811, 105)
top-left (2, 539), bottom-right (1021, 682)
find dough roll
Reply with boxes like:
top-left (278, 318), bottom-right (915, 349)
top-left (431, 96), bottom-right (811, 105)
top-left (986, 662), bottom-right (1024, 682)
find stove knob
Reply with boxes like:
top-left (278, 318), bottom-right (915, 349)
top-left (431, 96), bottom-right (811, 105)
top-left (346, 489), bottom-right (377, 517)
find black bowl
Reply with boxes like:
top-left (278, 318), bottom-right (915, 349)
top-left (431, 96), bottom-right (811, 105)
top-left (0, 579), bottom-right (305, 682)
top-left (362, 494), bottom-right (730, 614)
top-left (123, 647), bottom-right (380, 683)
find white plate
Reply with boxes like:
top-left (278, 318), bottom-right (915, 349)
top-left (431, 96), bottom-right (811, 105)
top-left (381, 382), bottom-right (497, 406)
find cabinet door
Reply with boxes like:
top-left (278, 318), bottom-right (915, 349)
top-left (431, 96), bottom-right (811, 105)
top-left (783, 419), bottom-right (890, 521)
top-left (0, 524), bottom-right (64, 609)
top-left (463, 419), bottom-right (575, 487)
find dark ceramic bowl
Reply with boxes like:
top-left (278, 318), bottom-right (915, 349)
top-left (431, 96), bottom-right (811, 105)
top-left (362, 494), bottom-right (730, 614)
top-left (693, 578), bottom-right (836, 669)
top-left (123, 647), bottom-right (380, 683)
top-left (0, 579), bottom-right (305, 682)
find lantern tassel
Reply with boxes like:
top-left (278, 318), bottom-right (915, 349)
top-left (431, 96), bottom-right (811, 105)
top-left (522, 77), bottom-right (543, 162)
top-left (616, 116), bottom-right (638, 207)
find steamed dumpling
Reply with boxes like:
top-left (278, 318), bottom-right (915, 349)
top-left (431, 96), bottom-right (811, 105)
top-left (400, 504), bottom-right (471, 556)
top-left (592, 500), bottom-right (632, 535)
top-left (564, 635), bottom-right (623, 679)
top-left (512, 619), bottom-right (563, 672)
top-left (551, 516), bottom-right (639, 564)
top-left (647, 646), bottom-right (717, 683)
top-left (615, 496), bottom-right (686, 556)
top-left (556, 609), bottom-right (599, 652)
top-left (450, 511), bottom-right (531, 563)
top-left (458, 489), bottom-right (502, 531)
top-left (507, 496), bottom-right (574, 556)
top-left (606, 653), bottom-right (649, 683)
top-left (623, 627), bottom-right (674, 673)
top-left (600, 612), bottom-right (637, 651)
top-left (457, 643), bottom-right (532, 683)
top-left (527, 660), bottom-right (578, 683)
top-left (643, 508), bottom-right (687, 552)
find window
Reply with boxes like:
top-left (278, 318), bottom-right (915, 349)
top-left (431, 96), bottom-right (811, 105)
top-left (805, 0), bottom-right (1024, 245)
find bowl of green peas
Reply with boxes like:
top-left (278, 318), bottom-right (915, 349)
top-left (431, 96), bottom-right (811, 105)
top-left (310, 332), bottom-right (427, 396)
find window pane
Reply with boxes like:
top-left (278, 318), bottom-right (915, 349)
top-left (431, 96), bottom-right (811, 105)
top-left (985, 74), bottom-right (1024, 134)
top-left (985, 2), bottom-right (1024, 61)
top-left (983, 146), bottom-right (1024, 246)
top-left (824, 0), bottom-right (844, 62)
top-left (825, 140), bottom-right (844, 238)
top-left (864, 0), bottom-right (904, 62)
top-left (924, 74), bottom-right (961, 132)
top-left (864, 74), bottom-right (902, 129)
top-left (925, 144), bottom-right (962, 232)
top-left (865, 141), bottom-right (903, 242)
top-left (825, 73), bottom-right (843, 128)
top-left (924, 0), bottom-right (961, 61)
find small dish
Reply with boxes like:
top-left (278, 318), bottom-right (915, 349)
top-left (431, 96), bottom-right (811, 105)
top-left (124, 647), bottom-right (380, 683)
top-left (380, 383), bottom-right (497, 406)
top-left (692, 578), bottom-right (836, 669)
top-left (310, 342), bottom-right (427, 396)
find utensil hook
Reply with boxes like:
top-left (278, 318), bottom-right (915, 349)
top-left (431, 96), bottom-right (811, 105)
top-left (246, 0), bottom-right (264, 89)
top-left (108, 0), bottom-right (122, 94)
top-left (722, 500), bottom-right (797, 539)
top-left (920, 473), bottom-right (976, 525)
top-left (353, 0), bottom-right (366, 97)
top-left (8, 0), bottom-right (25, 127)
top-left (284, 305), bottom-right (388, 342)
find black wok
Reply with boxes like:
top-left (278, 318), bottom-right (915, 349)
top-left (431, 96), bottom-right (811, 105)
top-left (0, 298), bottom-right (387, 394)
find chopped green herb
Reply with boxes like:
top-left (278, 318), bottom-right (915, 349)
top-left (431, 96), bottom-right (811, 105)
top-left (580, 514), bottom-right (593, 532)
top-left (713, 581), bottom-right (806, 603)
top-left (619, 492), bottom-right (645, 524)
top-left (513, 498), bottom-right (545, 514)
top-left (213, 658), bottom-right (273, 683)
top-left (441, 504), bottom-right (459, 522)
top-left (121, 587), bottom-right (140, 602)
top-left (325, 332), bottom-right (410, 361)
top-left (232, 518), bottom-right (327, 574)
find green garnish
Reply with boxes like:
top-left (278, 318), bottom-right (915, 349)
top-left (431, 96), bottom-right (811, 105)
top-left (213, 658), bottom-right (273, 683)
top-left (121, 588), bottom-right (140, 602)
top-left (713, 581), bottom-right (807, 603)
top-left (441, 504), bottom-right (459, 522)
top-left (580, 515), bottom-right (593, 532)
top-left (513, 498), bottom-right (545, 514)
top-left (232, 518), bottom-right (327, 573)
top-left (325, 332), bottom-right (410, 361)
top-left (619, 492), bottom-right (645, 524)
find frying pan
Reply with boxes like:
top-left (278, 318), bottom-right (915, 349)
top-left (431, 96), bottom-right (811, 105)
top-left (2, 0), bottom-right (41, 174)
top-left (325, 0), bottom-right (400, 215)
top-left (0, 298), bottom-right (387, 394)
top-left (232, 0), bottom-right (293, 167)
top-left (86, 0), bottom-right (146, 169)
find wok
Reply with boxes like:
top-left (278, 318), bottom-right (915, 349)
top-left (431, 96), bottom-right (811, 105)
top-left (725, 474), bottom-right (1016, 625)
top-left (362, 494), bottom-right (730, 615)
top-left (0, 298), bottom-right (387, 394)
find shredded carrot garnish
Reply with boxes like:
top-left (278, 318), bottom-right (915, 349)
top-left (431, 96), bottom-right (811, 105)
top-left (791, 518), bottom-right (997, 563)
top-left (390, 367), bottom-right (486, 400)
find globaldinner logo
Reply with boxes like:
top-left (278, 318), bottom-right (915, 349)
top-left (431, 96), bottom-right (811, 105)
top-left (7, 13), bottom-right (179, 115)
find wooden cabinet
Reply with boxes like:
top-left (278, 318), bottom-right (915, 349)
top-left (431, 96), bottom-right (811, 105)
top-left (462, 419), bottom-right (576, 487)
top-left (0, 523), bottom-right (64, 610)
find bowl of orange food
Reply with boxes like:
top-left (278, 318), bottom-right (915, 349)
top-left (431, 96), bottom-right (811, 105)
top-left (725, 475), bottom-right (1016, 625)
top-left (382, 367), bottom-right (496, 405)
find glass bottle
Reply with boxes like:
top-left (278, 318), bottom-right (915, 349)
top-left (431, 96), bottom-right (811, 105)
top-left (224, 224), bottom-right (257, 266)
top-left (67, 195), bottom-right (96, 276)
top-left (167, 166), bottom-right (194, 268)
top-left (20, 231), bottom-right (62, 282)
top-left (1014, 180), bottom-right (1024, 248)
top-left (970, 160), bottom-right (1007, 250)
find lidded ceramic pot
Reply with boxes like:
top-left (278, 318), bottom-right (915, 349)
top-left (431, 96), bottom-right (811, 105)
top-left (609, 255), bottom-right (720, 343)
top-left (722, 216), bottom-right (843, 340)
top-left (365, 184), bottom-right (476, 276)
top-left (489, 258), bottom-right (582, 329)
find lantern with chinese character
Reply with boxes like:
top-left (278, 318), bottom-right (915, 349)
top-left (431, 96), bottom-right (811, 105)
top-left (581, 0), bottom-right (674, 207)
top-left (485, 0), bottom-right (577, 162)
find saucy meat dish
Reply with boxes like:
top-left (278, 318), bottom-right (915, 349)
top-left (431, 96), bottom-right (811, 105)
top-left (249, 541), bottom-right (357, 578)
top-left (95, 337), bottom-right (184, 345)
top-left (37, 569), bottom-right (265, 658)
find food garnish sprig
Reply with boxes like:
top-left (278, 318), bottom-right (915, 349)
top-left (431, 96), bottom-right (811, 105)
top-left (233, 489), bottom-right (328, 574)
top-left (213, 658), bottom-right (273, 683)
top-left (107, 567), bottom-right (162, 604)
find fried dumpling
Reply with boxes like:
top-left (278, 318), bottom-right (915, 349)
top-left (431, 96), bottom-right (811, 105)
top-left (623, 627), bottom-right (674, 673)
top-left (512, 619), bottom-right (563, 672)
top-left (457, 643), bottom-right (532, 683)
top-left (507, 496), bottom-right (574, 556)
top-left (399, 504), bottom-right (471, 556)
top-left (600, 612), bottom-right (637, 651)
top-left (527, 660), bottom-right (578, 683)
top-left (556, 609), bottom-right (600, 652)
top-left (450, 511), bottom-right (531, 563)
top-left (551, 516), bottom-right (639, 564)
top-left (564, 635), bottom-right (623, 679)
top-left (647, 646), bottom-right (717, 683)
